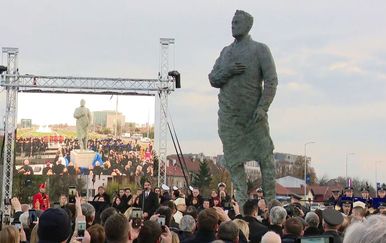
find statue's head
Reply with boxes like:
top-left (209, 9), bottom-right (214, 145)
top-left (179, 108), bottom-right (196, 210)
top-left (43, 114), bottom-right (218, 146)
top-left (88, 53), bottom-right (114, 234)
top-left (80, 99), bottom-right (86, 107)
top-left (232, 10), bottom-right (254, 39)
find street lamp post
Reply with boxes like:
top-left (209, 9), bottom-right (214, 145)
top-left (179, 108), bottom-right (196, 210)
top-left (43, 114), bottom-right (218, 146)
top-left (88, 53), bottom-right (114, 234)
top-left (304, 141), bottom-right (315, 199)
top-left (375, 161), bottom-right (384, 189)
top-left (345, 153), bottom-right (355, 182)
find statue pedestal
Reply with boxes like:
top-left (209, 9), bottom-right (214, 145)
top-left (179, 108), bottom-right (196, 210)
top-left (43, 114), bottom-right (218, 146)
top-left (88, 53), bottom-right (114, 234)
top-left (71, 150), bottom-right (96, 168)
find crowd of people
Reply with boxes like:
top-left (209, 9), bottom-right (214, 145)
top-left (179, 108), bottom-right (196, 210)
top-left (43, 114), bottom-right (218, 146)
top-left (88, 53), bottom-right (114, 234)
top-left (1, 181), bottom-right (386, 243)
top-left (17, 137), bottom-right (154, 180)
top-left (15, 137), bottom-right (50, 158)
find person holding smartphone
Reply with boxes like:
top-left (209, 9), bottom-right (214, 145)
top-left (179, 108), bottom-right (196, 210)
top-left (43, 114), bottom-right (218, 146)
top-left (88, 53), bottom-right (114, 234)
top-left (0, 225), bottom-right (27, 243)
top-left (70, 191), bottom-right (92, 242)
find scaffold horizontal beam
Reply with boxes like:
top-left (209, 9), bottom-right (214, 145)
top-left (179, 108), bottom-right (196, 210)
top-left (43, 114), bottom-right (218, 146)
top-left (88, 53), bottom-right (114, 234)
top-left (0, 74), bottom-right (174, 95)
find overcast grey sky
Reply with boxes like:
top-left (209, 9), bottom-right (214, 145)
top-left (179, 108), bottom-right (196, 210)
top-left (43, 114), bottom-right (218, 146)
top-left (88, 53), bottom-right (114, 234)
top-left (1, 0), bottom-right (386, 184)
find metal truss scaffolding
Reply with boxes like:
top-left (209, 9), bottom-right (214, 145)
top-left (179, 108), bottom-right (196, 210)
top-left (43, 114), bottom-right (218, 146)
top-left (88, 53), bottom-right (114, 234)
top-left (156, 38), bottom-right (175, 186)
top-left (0, 39), bottom-right (176, 210)
top-left (1, 48), bottom-right (18, 212)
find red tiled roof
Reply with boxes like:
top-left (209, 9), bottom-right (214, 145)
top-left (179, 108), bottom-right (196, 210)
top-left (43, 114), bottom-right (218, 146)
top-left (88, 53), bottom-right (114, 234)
top-left (166, 154), bottom-right (203, 178)
top-left (167, 155), bottom-right (201, 173)
top-left (312, 185), bottom-right (343, 201)
top-left (286, 187), bottom-right (308, 196)
top-left (276, 183), bottom-right (291, 195)
top-left (310, 185), bottom-right (329, 196)
top-left (166, 165), bottom-right (185, 177)
top-left (249, 183), bottom-right (291, 195)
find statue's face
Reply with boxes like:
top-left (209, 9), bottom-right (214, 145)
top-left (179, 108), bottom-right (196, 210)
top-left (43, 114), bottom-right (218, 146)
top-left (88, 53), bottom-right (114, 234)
top-left (80, 99), bottom-right (86, 106)
top-left (232, 14), bottom-right (250, 38)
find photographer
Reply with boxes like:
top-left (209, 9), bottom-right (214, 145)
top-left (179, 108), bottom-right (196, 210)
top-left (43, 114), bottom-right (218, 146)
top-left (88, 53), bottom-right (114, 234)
top-left (217, 183), bottom-right (231, 208)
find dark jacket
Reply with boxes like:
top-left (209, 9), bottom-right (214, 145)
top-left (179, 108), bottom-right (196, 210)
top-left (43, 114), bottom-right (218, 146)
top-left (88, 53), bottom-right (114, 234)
top-left (282, 234), bottom-right (299, 243)
top-left (304, 226), bottom-right (323, 236)
top-left (268, 224), bottom-right (283, 237)
top-left (138, 190), bottom-right (159, 217)
top-left (92, 193), bottom-right (111, 204)
top-left (178, 231), bottom-right (194, 242)
top-left (324, 196), bottom-right (340, 206)
top-left (186, 195), bottom-right (203, 208)
top-left (181, 230), bottom-right (216, 243)
top-left (243, 215), bottom-right (268, 243)
top-left (322, 230), bottom-right (342, 243)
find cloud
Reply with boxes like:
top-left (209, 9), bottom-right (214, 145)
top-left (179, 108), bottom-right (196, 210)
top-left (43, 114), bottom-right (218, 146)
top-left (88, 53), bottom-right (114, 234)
top-left (329, 62), bottom-right (364, 74)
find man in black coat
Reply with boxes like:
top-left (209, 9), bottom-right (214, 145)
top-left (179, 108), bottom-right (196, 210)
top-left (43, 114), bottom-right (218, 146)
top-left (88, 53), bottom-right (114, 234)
top-left (321, 208), bottom-right (343, 243)
top-left (282, 217), bottom-right (303, 243)
top-left (304, 212), bottom-right (323, 236)
top-left (182, 208), bottom-right (218, 243)
top-left (240, 199), bottom-right (268, 243)
top-left (138, 180), bottom-right (159, 219)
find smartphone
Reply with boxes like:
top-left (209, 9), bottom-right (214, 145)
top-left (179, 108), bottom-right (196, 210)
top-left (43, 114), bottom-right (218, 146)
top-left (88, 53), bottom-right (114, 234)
top-left (13, 222), bottom-right (22, 231)
top-left (68, 186), bottom-right (77, 203)
top-left (130, 207), bottom-right (143, 219)
top-left (130, 208), bottom-right (143, 228)
top-left (77, 220), bottom-right (87, 238)
top-left (53, 202), bottom-right (60, 208)
top-left (157, 215), bottom-right (166, 226)
top-left (80, 190), bottom-right (87, 197)
top-left (28, 209), bottom-right (38, 225)
top-left (223, 201), bottom-right (232, 210)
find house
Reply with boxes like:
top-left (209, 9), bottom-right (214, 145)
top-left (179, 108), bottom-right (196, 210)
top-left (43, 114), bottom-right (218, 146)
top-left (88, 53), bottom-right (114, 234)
top-left (249, 183), bottom-right (292, 201)
top-left (166, 154), bottom-right (201, 188)
top-left (276, 176), bottom-right (305, 188)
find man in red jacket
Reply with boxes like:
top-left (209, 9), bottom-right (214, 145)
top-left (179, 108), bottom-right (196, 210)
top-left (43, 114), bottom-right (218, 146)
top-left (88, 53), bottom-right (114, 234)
top-left (33, 183), bottom-right (50, 211)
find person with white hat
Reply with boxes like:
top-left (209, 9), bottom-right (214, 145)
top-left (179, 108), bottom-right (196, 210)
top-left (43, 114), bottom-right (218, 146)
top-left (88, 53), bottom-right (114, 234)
top-left (172, 186), bottom-right (180, 200)
top-left (351, 201), bottom-right (366, 223)
top-left (173, 197), bottom-right (187, 225)
top-left (160, 184), bottom-right (171, 204)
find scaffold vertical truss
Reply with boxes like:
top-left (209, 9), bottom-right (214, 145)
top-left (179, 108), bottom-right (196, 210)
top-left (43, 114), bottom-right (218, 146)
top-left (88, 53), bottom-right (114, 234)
top-left (1, 47), bottom-right (19, 212)
top-left (157, 38), bottom-right (175, 187)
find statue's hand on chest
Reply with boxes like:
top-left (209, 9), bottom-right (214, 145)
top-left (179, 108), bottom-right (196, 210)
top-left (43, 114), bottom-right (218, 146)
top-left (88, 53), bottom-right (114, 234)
top-left (224, 46), bottom-right (254, 77)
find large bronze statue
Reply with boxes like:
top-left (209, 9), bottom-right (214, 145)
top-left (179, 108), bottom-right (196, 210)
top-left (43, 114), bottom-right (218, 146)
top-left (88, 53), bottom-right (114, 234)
top-left (73, 99), bottom-right (91, 150)
top-left (209, 10), bottom-right (278, 206)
